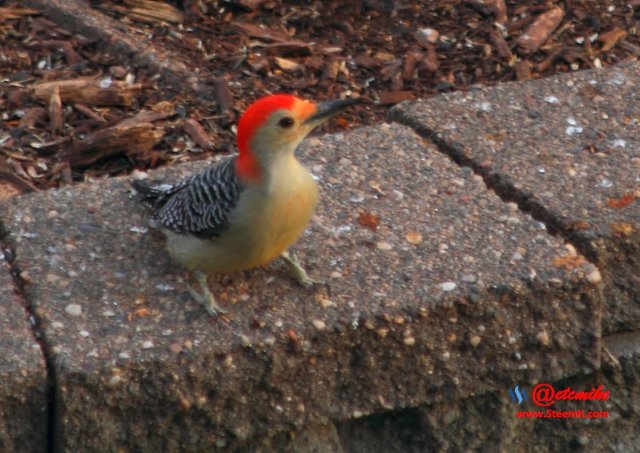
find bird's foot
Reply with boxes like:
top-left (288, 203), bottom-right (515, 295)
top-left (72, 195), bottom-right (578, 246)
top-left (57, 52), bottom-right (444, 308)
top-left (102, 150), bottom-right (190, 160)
top-left (281, 251), bottom-right (324, 289)
top-left (189, 271), bottom-right (227, 317)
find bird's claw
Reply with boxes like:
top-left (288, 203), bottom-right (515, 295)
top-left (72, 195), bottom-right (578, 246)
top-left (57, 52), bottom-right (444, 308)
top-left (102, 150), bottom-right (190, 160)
top-left (281, 251), bottom-right (324, 290)
top-left (188, 286), bottom-right (227, 316)
top-left (299, 275), bottom-right (325, 290)
top-left (189, 271), bottom-right (227, 317)
top-left (304, 278), bottom-right (331, 298)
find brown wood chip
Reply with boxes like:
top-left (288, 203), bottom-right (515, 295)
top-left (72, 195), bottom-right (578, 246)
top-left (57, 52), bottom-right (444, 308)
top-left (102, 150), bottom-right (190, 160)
top-left (236, 0), bottom-right (265, 10)
top-left (118, 110), bottom-right (176, 128)
top-left (598, 28), bottom-right (627, 52)
top-left (62, 122), bottom-right (165, 168)
top-left (231, 21), bottom-right (293, 43)
top-left (73, 104), bottom-right (107, 124)
top-left (421, 44), bottom-right (439, 73)
top-left (322, 60), bottom-right (341, 81)
top-left (379, 91), bottom-right (415, 106)
top-left (183, 119), bottom-right (214, 151)
top-left (116, 0), bottom-right (184, 24)
top-left (265, 42), bottom-right (313, 57)
top-left (273, 57), bottom-right (302, 72)
top-left (0, 7), bottom-right (40, 20)
top-left (31, 78), bottom-right (141, 108)
top-left (489, 27), bottom-right (512, 60)
top-left (402, 50), bottom-right (422, 80)
top-left (515, 59), bottom-right (532, 81)
top-left (487, 0), bottom-right (508, 24)
top-left (0, 158), bottom-right (39, 194)
top-left (517, 6), bottom-right (565, 54)
top-left (19, 107), bottom-right (48, 129)
top-left (26, 40), bottom-right (83, 66)
top-left (48, 85), bottom-right (63, 135)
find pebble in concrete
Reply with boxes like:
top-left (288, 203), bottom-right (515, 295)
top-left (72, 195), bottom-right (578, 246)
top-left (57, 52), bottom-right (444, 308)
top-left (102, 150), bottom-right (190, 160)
top-left (0, 259), bottom-right (47, 452)
top-left (0, 124), bottom-right (602, 451)
top-left (390, 63), bottom-right (640, 335)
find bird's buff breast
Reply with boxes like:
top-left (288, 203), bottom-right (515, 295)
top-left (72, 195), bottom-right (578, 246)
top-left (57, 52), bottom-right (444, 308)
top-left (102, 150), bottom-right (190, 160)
top-left (165, 165), bottom-right (319, 274)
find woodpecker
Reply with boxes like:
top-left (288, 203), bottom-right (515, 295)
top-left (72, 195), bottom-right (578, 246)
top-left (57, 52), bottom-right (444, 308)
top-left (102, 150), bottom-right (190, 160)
top-left (132, 94), bottom-right (359, 316)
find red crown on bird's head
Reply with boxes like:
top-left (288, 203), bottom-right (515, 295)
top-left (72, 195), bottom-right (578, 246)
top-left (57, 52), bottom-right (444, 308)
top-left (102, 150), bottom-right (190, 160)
top-left (236, 94), bottom-right (313, 180)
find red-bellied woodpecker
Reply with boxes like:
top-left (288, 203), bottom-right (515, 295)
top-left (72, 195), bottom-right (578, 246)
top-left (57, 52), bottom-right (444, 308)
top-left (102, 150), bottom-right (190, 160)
top-left (132, 94), bottom-right (359, 316)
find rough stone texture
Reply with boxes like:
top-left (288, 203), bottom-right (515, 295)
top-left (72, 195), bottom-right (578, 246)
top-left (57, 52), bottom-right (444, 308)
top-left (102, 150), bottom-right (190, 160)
top-left (306, 332), bottom-right (640, 453)
top-left (0, 124), bottom-right (602, 451)
top-left (336, 392), bottom-right (523, 452)
top-left (390, 63), bottom-right (640, 335)
top-left (250, 421), bottom-right (344, 453)
top-left (528, 331), bottom-right (640, 453)
top-left (0, 256), bottom-right (48, 452)
top-left (342, 353), bottom-right (638, 452)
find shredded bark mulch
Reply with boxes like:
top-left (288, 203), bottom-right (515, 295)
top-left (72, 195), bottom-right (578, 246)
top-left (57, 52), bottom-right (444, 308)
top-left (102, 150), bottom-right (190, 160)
top-left (1, 0), bottom-right (638, 197)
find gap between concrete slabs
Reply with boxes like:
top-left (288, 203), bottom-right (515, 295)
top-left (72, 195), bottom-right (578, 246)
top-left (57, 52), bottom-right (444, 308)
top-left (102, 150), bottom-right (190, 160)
top-left (338, 330), bottom-right (640, 452)
top-left (0, 123), bottom-right (603, 450)
top-left (389, 63), bottom-right (640, 336)
top-left (0, 227), bottom-right (48, 451)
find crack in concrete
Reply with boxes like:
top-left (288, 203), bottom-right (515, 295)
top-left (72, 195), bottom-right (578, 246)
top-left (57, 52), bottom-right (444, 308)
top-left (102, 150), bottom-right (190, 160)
top-left (0, 225), bottom-right (25, 294)
top-left (0, 221), bottom-right (56, 453)
top-left (388, 114), bottom-right (602, 265)
top-left (389, 116), bottom-right (611, 367)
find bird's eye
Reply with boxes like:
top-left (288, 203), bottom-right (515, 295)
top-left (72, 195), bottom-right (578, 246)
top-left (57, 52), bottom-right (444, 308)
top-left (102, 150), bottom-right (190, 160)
top-left (278, 117), bottom-right (294, 128)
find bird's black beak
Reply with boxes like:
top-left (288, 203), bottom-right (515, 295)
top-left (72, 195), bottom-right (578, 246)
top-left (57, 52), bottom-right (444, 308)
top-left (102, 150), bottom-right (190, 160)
top-left (303, 98), bottom-right (362, 125)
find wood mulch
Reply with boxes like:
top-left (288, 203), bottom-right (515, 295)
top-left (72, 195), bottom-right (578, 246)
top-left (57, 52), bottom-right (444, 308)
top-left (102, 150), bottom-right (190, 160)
top-left (1, 0), bottom-right (638, 197)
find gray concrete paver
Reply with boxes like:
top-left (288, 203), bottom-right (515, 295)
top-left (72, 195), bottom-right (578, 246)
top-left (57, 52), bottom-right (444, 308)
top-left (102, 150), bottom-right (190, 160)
top-left (391, 63), bottom-right (640, 334)
top-left (0, 258), bottom-right (48, 452)
top-left (0, 124), bottom-right (602, 450)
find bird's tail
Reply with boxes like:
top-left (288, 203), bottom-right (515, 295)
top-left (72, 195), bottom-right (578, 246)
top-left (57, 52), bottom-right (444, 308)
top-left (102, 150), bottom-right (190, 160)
top-left (131, 179), bottom-right (165, 204)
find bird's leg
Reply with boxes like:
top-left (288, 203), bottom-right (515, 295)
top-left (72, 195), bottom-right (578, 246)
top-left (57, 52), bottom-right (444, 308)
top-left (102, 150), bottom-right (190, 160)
top-left (281, 251), bottom-right (322, 289)
top-left (188, 270), bottom-right (227, 316)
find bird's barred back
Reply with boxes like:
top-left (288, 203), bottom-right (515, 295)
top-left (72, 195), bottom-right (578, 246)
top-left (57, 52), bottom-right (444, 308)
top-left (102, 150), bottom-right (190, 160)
top-left (144, 157), bottom-right (242, 239)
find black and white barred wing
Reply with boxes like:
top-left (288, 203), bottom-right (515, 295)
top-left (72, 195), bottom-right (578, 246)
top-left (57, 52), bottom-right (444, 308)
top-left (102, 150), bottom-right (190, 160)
top-left (133, 157), bottom-right (242, 239)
